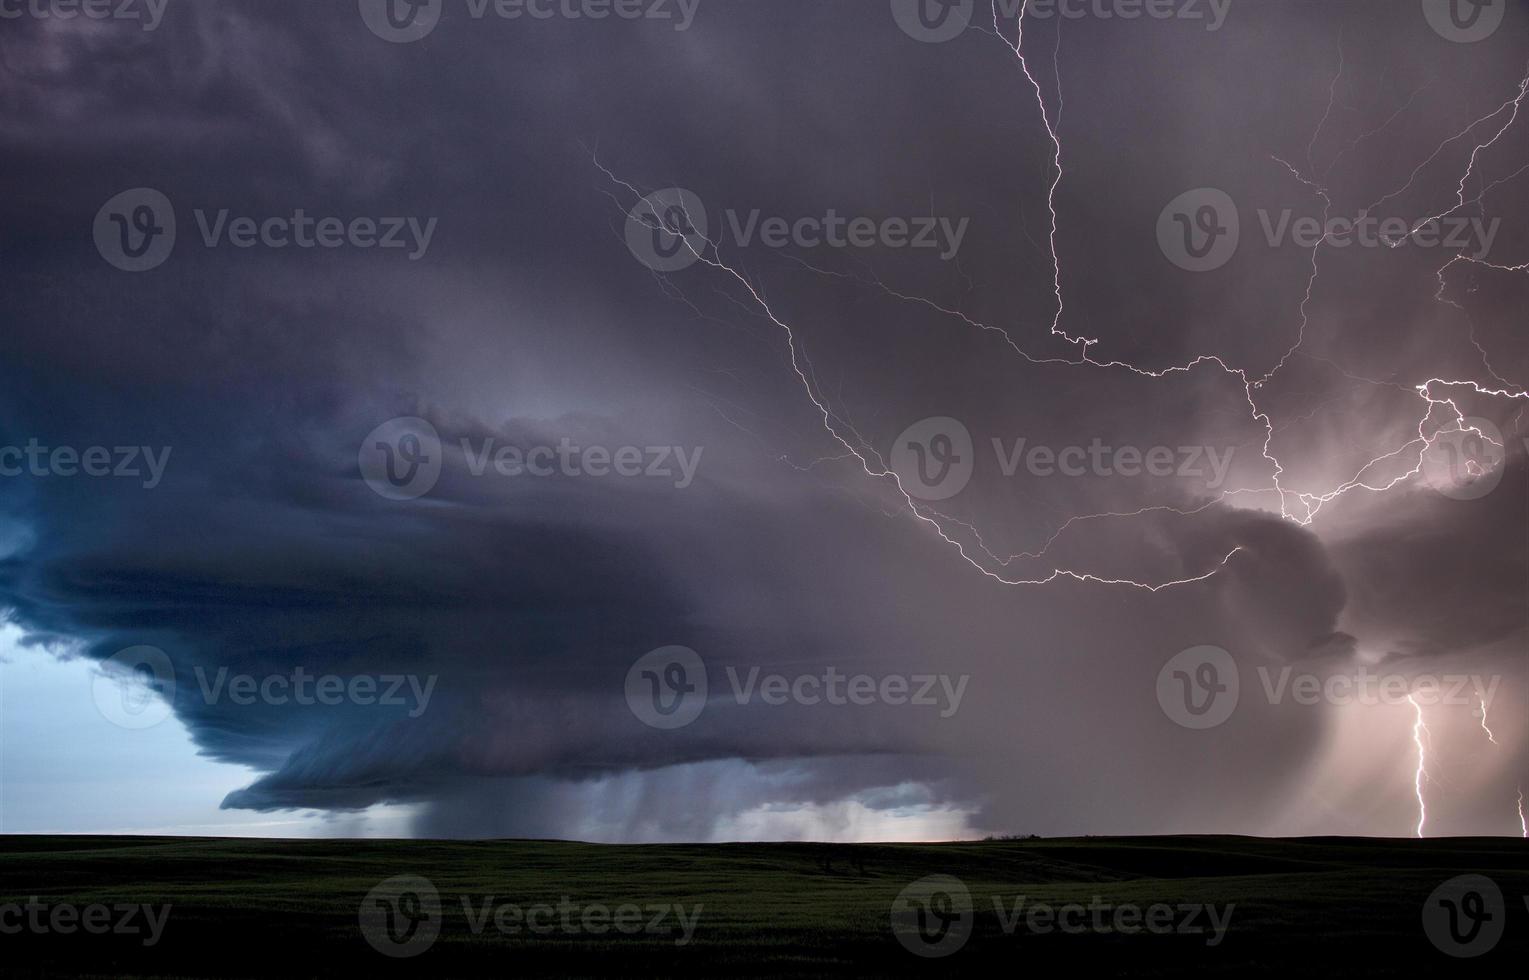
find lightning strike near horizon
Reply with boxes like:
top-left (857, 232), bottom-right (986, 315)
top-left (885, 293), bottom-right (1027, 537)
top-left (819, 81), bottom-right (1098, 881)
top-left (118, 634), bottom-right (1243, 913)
top-left (598, 8), bottom-right (1527, 841)
top-left (1409, 695), bottom-right (1430, 839)
top-left (1477, 692), bottom-right (1499, 746)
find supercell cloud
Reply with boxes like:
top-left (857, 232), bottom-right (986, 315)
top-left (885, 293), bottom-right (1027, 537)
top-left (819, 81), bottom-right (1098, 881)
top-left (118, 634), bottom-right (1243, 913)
top-left (2, 0), bottom-right (1529, 840)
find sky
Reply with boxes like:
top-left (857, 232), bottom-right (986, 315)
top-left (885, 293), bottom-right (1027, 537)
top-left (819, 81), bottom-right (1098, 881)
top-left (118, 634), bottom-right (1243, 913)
top-left (2, 0), bottom-right (1529, 841)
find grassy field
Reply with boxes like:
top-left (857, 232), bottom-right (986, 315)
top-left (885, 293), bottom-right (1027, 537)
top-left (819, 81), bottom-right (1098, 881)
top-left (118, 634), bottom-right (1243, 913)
top-left (2, 834), bottom-right (1527, 976)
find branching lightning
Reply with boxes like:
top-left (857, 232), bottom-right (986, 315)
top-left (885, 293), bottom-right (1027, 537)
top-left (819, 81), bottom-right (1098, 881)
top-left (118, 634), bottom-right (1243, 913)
top-left (598, 4), bottom-right (1529, 584)
top-left (597, 2), bottom-right (1529, 834)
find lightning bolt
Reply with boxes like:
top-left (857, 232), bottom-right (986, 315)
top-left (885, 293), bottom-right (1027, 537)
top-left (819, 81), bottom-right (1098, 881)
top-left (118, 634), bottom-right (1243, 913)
top-left (593, 155), bottom-right (1245, 590)
top-left (597, 6), bottom-right (1529, 833)
top-left (1377, 67), bottom-right (1529, 246)
top-left (1477, 691), bottom-right (1499, 746)
top-left (1474, 691), bottom-right (1525, 836)
top-left (597, 7), bottom-right (1529, 589)
top-left (1409, 694), bottom-right (1430, 839)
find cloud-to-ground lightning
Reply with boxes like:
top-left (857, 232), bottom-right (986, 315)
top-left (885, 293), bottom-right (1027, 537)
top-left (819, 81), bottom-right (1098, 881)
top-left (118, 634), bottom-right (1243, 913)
top-left (1477, 691), bottom-right (1499, 746)
top-left (1409, 694), bottom-right (1430, 839)
top-left (599, 1), bottom-right (1529, 835)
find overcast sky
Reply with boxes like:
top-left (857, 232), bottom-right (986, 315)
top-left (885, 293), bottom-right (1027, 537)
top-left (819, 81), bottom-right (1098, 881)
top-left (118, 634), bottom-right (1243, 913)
top-left (3, 0), bottom-right (1529, 841)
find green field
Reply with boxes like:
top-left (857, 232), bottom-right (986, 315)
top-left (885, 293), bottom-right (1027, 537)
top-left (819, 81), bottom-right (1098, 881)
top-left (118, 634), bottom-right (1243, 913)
top-left (2, 835), bottom-right (1527, 976)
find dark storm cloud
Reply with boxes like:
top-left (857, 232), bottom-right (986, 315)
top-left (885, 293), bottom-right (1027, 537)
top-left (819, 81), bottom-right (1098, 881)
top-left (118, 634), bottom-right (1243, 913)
top-left (3, 0), bottom-right (1528, 839)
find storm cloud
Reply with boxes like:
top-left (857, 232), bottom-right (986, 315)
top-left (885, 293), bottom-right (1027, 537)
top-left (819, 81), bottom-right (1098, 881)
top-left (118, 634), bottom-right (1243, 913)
top-left (3, 0), bottom-right (1528, 840)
